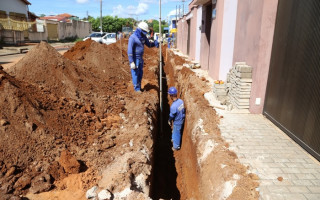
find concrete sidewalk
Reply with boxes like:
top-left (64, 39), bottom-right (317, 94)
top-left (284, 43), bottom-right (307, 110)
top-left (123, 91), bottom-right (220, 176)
top-left (219, 113), bottom-right (320, 200)
top-left (203, 77), bottom-right (320, 199)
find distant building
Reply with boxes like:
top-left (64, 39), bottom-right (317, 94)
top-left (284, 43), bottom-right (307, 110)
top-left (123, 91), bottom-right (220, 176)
top-left (39, 13), bottom-right (80, 22)
top-left (0, 1), bottom-right (90, 44)
top-left (0, 0), bottom-right (34, 44)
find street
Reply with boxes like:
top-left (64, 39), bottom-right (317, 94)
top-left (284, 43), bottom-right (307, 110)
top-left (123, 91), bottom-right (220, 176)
top-left (0, 49), bottom-right (69, 70)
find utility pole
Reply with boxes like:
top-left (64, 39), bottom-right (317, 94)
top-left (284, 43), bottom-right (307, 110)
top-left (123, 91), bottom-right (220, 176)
top-left (182, 0), bottom-right (185, 16)
top-left (159, 0), bottom-right (163, 134)
top-left (100, 0), bottom-right (102, 33)
top-left (179, 5), bottom-right (181, 18)
top-left (176, 5), bottom-right (178, 22)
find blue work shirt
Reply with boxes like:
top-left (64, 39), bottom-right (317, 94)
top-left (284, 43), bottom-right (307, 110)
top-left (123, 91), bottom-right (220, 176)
top-left (169, 99), bottom-right (185, 125)
top-left (127, 28), bottom-right (158, 64)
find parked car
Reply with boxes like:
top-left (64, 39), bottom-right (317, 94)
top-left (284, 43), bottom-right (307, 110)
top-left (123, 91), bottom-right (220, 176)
top-left (83, 32), bottom-right (106, 43)
top-left (101, 33), bottom-right (117, 45)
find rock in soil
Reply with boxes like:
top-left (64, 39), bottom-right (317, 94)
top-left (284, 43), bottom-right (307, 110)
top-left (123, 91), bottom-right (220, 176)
top-left (29, 173), bottom-right (52, 194)
top-left (59, 150), bottom-right (81, 174)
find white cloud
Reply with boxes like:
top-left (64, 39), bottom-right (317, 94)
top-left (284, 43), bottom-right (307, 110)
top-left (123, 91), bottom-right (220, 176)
top-left (135, 3), bottom-right (149, 15)
top-left (112, 5), bottom-right (125, 17)
top-left (112, 3), bottom-right (149, 17)
top-left (76, 0), bottom-right (89, 3)
top-left (167, 8), bottom-right (182, 17)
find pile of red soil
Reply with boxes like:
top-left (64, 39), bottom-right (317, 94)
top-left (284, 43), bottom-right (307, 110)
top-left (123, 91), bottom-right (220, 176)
top-left (0, 67), bottom-right (96, 198)
top-left (1, 40), bottom-right (160, 199)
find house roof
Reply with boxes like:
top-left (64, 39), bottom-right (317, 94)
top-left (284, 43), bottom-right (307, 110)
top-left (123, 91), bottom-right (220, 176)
top-left (57, 13), bottom-right (73, 18)
top-left (21, 0), bottom-right (31, 5)
top-left (40, 16), bottom-right (68, 22)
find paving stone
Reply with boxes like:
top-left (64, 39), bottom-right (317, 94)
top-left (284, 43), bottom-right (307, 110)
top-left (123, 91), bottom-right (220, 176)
top-left (311, 180), bottom-right (320, 185)
top-left (303, 194), bottom-right (320, 200)
top-left (281, 168), bottom-right (302, 174)
top-left (266, 186), bottom-right (290, 193)
top-left (307, 186), bottom-right (320, 193)
top-left (272, 179), bottom-right (293, 186)
top-left (285, 163), bottom-right (304, 168)
top-left (287, 186), bottom-right (310, 193)
top-left (289, 158), bottom-right (308, 163)
top-left (273, 158), bottom-right (291, 163)
top-left (313, 173), bottom-right (320, 179)
top-left (283, 194), bottom-right (307, 200)
top-left (282, 173), bottom-right (298, 179)
top-left (261, 168), bottom-right (283, 174)
top-left (292, 180), bottom-right (314, 186)
top-left (301, 169), bottom-right (318, 174)
top-left (260, 180), bottom-right (275, 186)
top-left (262, 193), bottom-right (285, 200)
top-left (295, 173), bottom-right (316, 180)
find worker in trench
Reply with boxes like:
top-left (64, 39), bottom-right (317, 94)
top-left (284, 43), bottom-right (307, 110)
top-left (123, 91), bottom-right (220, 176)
top-left (168, 87), bottom-right (185, 151)
top-left (127, 21), bottom-right (160, 92)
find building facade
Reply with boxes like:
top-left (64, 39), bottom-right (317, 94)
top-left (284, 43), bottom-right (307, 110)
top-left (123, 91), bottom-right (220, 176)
top-left (177, 0), bottom-right (320, 160)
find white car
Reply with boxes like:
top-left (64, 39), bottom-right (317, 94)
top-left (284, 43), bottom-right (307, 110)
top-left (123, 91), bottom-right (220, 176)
top-left (101, 33), bottom-right (117, 45)
top-left (83, 32), bottom-right (106, 43)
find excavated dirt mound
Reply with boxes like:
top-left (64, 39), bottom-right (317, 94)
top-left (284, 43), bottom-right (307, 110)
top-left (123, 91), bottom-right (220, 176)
top-left (0, 67), bottom-right (96, 198)
top-left (1, 40), bottom-right (160, 200)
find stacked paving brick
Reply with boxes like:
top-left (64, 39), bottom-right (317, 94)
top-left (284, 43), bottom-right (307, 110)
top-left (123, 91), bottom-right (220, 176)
top-left (227, 62), bottom-right (252, 109)
top-left (213, 82), bottom-right (227, 100)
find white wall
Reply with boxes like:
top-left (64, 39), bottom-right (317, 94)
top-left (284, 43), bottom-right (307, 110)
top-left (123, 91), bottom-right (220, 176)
top-left (195, 5), bottom-right (202, 63)
top-left (28, 20), bottom-right (91, 42)
top-left (0, 0), bottom-right (28, 16)
top-left (219, 0), bottom-right (238, 79)
top-left (58, 20), bottom-right (91, 39)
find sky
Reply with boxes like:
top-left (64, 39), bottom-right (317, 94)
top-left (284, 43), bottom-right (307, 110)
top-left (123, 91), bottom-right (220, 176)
top-left (28, 0), bottom-right (192, 21)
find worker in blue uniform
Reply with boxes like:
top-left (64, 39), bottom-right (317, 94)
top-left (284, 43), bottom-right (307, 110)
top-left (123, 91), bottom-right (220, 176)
top-left (127, 22), bottom-right (159, 92)
top-left (168, 86), bottom-right (185, 150)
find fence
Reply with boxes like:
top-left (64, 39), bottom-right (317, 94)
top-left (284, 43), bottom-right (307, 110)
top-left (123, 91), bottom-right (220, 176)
top-left (0, 18), bottom-right (35, 31)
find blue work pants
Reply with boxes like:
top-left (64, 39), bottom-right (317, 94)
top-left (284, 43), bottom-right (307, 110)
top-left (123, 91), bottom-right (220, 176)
top-left (172, 123), bottom-right (183, 149)
top-left (131, 58), bottom-right (144, 91)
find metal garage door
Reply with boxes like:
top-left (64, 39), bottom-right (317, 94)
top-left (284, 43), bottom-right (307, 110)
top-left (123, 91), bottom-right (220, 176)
top-left (264, 0), bottom-right (320, 161)
top-left (47, 23), bottom-right (58, 41)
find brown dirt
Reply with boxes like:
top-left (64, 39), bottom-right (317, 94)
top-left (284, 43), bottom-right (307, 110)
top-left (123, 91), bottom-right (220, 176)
top-left (165, 49), bottom-right (260, 200)
top-left (1, 40), bottom-right (160, 199)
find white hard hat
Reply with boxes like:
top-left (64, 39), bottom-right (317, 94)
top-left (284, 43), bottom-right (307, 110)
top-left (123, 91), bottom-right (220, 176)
top-left (138, 21), bottom-right (149, 33)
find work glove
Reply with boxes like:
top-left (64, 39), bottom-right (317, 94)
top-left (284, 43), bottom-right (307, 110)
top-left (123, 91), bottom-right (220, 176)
top-left (154, 40), bottom-right (159, 48)
top-left (130, 62), bottom-right (137, 69)
top-left (168, 120), bottom-right (172, 126)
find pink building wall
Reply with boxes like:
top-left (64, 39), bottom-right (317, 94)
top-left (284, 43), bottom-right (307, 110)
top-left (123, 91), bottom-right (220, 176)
top-left (178, 0), bottom-right (279, 114)
top-left (208, 0), bottom-right (225, 79)
top-left (233, 0), bottom-right (278, 113)
top-left (199, 3), bottom-right (212, 70)
top-left (177, 7), bottom-right (197, 59)
top-left (188, 7), bottom-right (198, 60)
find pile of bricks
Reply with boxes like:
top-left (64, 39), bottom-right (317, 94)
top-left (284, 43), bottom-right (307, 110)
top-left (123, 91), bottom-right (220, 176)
top-left (227, 62), bottom-right (252, 109)
top-left (213, 82), bottom-right (227, 101)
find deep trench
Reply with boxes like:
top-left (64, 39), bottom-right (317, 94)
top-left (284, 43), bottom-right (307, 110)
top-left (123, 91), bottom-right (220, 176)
top-left (149, 57), bottom-right (181, 200)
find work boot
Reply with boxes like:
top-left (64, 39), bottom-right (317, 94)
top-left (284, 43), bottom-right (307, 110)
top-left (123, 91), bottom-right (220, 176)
top-left (172, 146), bottom-right (180, 151)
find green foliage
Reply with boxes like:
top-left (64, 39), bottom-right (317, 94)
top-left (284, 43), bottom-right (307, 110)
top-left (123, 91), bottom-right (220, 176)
top-left (89, 15), bottom-right (136, 33)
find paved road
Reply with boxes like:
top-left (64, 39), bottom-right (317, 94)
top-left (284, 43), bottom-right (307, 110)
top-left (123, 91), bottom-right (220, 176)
top-left (0, 49), bottom-right (69, 70)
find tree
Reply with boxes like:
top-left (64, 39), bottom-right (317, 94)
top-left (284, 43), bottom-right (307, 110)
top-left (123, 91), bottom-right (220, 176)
top-left (88, 15), bottom-right (136, 33)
